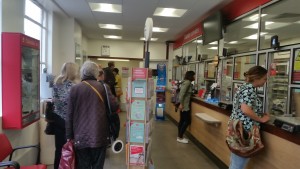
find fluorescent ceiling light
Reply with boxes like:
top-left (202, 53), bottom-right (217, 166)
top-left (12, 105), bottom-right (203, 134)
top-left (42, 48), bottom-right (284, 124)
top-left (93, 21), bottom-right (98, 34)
top-left (209, 41), bottom-right (218, 45)
top-left (295, 20), bottom-right (300, 24)
top-left (89, 3), bottom-right (122, 13)
top-left (244, 21), bottom-right (274, 29)
top-left (152, 27), bottom-right (169, 32)
top-left (99, 24), bottom-right (122, 30)
top-left (103, 35), bottom-right (122, 39)
top-left (193, 40), bottom-right (203, 44)
top-left (154, 7), bottom-right (187, 17)
top-left (229, 41), bottom-right (238, 44)
top-left (248, 14), bottom-right (267, 21)
top-left (97, 58), bottom-right (129, 62)
top-left (75, 57), bottom-right (81, 60)
top-left (243, 32), bottom-right (267, 40)
top-left (140, 37), bottom-right (158, 41)
top-left (208, 47), bottom-right (218, 50)
top-left (265, 22), bottom-right (290, 30)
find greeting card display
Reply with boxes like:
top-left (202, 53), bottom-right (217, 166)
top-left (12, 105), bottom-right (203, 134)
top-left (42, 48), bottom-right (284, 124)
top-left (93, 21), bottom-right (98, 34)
top-left (126, 68), bottom-right (154, 169)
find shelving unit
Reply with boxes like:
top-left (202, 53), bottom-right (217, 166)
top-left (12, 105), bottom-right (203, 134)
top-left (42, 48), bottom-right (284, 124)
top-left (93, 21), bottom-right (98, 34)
top-left (267, 52), bottom-right (290, 116)
top-left (126, 68), bottom-right (154, 169)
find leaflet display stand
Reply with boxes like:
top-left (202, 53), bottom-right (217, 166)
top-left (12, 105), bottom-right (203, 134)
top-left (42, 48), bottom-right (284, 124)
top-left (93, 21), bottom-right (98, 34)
top-left (155, 63), bottom-right (167, 120)
top-left (126, 68), bottom-right (155, 169)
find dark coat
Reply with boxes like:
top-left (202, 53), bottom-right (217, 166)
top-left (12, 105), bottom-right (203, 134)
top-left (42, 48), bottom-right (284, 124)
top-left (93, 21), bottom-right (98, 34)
top-left (103, 67), bottom-right (116, 96)
top-left (66, 79), bottom-right (119, 149)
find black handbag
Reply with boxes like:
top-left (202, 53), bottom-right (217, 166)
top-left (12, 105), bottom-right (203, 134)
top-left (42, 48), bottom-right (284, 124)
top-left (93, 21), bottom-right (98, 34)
top-left (44, 101), bottom-right (55, 135)
top-left (44, 122), bottom-right (55, 135)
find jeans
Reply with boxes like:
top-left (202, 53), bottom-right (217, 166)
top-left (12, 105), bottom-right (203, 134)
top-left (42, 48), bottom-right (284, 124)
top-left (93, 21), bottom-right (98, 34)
top-left (229, 153), bottom-right (249, 169)
top-left (178, 110), bottom-right (191, 138)
top-left (75, 146), bottom-right (107, 169)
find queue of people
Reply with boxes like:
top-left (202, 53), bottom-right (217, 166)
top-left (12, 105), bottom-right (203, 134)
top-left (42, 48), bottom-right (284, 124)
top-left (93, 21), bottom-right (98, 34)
top-left (51, 60), bottom-right (120, 169)
top-left (51, 59), bottom-right (268, 169)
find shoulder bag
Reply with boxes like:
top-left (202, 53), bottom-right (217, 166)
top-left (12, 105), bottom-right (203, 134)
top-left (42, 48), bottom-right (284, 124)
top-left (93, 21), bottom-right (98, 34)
top-left (225, 119), bottom-right (264, 158)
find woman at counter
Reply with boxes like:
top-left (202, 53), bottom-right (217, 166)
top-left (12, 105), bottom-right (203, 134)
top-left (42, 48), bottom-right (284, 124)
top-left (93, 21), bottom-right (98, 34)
top-left (177, 71), bottom-right (195, 144)
top-left (228, 66), bottom-right (270, 169)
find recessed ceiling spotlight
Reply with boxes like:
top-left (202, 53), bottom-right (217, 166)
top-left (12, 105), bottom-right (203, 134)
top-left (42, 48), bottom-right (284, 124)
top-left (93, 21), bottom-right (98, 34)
top-left (99, 24), bottom-right (122, 30)
top-left (103, 35), bottom-right (122, 39)
top-left (89, 3), bottom-right (122, 13)
top-left (140, 37), bottom-right (158, 41)
top-left (152, 27), bottom-right (169, 32)
top-left (154, 7), bottom-right (187, 17)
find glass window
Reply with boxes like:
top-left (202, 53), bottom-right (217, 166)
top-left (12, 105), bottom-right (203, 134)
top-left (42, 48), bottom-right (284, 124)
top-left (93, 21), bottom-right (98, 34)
top-left (197, 63), bottom-right (205, 90)
top-left (223, 11), bottom-right (259, 54)
top-left (260, 0), bottom-right (300, 49)
top-left (183, 41), bottom-right (197, 62)
top-left (234, 55), bottom-right (256, 80)
top-left (205, 60), bottom-right (217, 79)
top-left (197, 38), bottom-right (218, 60)
top-left (292, 49), bottom-right (300, 84)
top-left (267, 51), bottom-right (290, 117)
top-left (24, 19), bottom-right (41, 40)
top-left (220, 59), bottom-right (233, 102)
top-left (258, 53), bottom-right (267, 95)
top-left (291, 88), bottom-right (300, 117)
top-left (25, 0), bottom-right (42, 23)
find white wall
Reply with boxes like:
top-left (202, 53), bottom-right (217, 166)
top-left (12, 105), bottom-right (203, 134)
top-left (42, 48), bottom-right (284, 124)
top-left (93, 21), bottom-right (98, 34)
top-left (88, 39), bottom-right (167, 60)
top-left (51, 12), bottom-right (76, 75)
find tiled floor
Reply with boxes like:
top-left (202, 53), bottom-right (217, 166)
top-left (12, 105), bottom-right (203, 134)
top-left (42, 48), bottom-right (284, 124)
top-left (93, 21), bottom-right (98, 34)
top-left (48, 112), bottom-right (219, 169)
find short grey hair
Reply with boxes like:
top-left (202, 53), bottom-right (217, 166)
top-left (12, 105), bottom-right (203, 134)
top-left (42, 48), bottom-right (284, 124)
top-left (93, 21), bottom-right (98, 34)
top-left (80, 61), bottom-right (99, 79)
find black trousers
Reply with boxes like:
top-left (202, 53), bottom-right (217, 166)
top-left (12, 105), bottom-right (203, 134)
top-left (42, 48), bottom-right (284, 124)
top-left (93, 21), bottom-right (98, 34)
top-left (53, 115), bottom-right (66, 169)
top-left (178, 110), bottom-right (191, 138)
top-left (75, 146), bottom-right (107, 169)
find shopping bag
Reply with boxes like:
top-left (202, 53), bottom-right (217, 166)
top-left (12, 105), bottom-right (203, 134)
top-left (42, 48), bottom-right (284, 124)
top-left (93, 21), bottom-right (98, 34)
top-left (59, 140), bottom-right (75, 169)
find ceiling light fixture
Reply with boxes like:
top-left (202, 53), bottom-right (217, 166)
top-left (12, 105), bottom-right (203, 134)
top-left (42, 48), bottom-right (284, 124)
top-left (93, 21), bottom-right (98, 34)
top-left (152, 27), bottom-right (169, 32)
top-left (97, 58), bottom-right (129, 62)
top-left (99, 24), bottom-right (122, 30)
top-left (104, 35), bottom-right (122, 39)
top-left (140, 37), bottom-right (158, 41)
top-left (89, 3), bottom-right (122, 13)
top-left (154, 7), bottom-right (187, 17)
top-left (208, 47), bottom-right (218, 50)
top-left (193, 40), bottom-right (203, 44)
top-left (209, 41), bottom-right (218, 45)
top-left (243, 32), bottom-right (267, 40)
top-left (229, 41), bottom-right (238, 44)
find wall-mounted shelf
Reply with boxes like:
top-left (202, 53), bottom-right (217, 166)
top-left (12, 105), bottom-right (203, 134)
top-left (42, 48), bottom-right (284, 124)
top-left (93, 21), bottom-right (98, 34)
top-left (195, 113), bottom-right (221, 126)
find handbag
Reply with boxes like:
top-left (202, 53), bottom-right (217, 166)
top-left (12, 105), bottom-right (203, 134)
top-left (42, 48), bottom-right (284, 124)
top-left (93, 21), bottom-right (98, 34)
top-left (44, 122), bottom-right (55, 135)
top-left (44, 101), bottom-right (55, 135)
top-left (59, 140), bottom-right (75, 169)
top-left (225, 119), bottom-right (264, 158)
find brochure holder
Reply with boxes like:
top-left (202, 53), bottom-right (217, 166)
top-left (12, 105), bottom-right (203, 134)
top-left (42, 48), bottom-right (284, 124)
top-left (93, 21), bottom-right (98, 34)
top-left (126, 68), bottom-right (155, 169)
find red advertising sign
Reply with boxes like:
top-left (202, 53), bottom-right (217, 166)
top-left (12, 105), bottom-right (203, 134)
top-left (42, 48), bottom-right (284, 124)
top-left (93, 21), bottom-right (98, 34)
top-left (132, 68), bottom-right (148, 79)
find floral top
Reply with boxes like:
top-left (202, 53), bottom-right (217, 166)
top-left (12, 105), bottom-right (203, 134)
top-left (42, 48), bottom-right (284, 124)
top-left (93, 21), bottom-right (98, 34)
top-left (53, 80), bottom-right (75, 120)
top-left (229, 83), bottom-right (263, 131)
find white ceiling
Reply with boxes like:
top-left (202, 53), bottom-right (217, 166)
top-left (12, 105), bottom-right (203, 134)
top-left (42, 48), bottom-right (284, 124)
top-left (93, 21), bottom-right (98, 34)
top-left (37, 0), bottom-right (228, 42)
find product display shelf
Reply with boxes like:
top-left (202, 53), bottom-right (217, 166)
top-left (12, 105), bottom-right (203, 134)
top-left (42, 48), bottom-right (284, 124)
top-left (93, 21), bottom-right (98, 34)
top-left (126, 68), bottom-right (155, 169)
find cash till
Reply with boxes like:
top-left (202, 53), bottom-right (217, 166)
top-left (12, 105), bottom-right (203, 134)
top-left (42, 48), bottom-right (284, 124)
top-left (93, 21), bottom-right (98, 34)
top-left (273, 117), bottom-right (300, 133)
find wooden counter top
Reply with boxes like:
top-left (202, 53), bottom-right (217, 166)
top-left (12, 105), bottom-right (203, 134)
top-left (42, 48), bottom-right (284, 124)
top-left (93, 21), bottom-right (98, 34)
top-left (191, 96), bottom-right (300, 145)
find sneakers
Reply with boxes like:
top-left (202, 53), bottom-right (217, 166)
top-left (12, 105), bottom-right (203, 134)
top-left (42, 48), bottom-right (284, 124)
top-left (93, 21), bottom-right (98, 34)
top-left (177, 137), bottom-right (189, 144)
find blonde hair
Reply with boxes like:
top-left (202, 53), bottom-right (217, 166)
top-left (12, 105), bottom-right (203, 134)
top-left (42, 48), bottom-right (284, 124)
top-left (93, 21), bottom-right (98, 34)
top-left (54, 62), bottom-right (79, 85)
top-left (244, 66), bottom-right (267, 82)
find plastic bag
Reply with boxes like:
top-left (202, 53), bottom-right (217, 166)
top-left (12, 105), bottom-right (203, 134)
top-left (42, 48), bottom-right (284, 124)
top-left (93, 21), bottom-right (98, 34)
top-left (59, 141), bottom-right (75, 169)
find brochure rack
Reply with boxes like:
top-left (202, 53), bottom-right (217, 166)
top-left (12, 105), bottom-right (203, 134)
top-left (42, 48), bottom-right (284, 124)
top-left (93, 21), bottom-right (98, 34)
top-left (126, 68), bottom-right (155, 169)
top-left (155, 63), bottom-right (167, 120)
